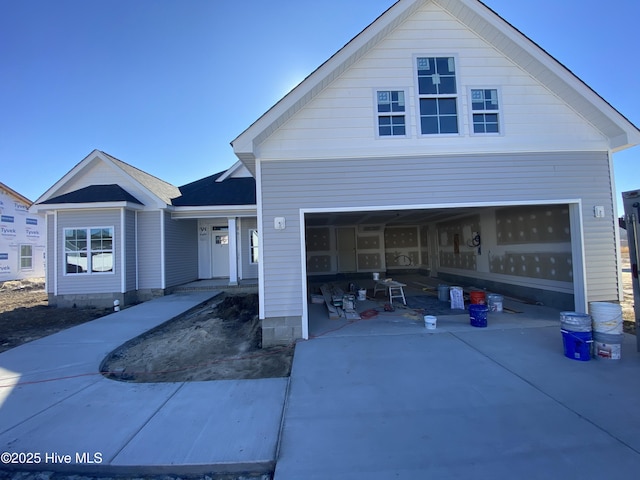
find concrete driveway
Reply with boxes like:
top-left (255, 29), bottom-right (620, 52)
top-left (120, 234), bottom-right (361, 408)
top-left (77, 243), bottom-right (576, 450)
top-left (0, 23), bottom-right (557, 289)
top-left (275, 310), bottom-right (640, 479)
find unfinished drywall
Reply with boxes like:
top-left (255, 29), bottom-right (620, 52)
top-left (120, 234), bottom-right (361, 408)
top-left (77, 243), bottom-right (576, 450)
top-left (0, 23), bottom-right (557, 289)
top-left (490, 205), bottom-right (572, 282)
top-left (384, 226), bottom-right (419, 268)
top-left (306, 227), bottom-right (333, 273)
top-left (437, 216), bottom-right (480, 271)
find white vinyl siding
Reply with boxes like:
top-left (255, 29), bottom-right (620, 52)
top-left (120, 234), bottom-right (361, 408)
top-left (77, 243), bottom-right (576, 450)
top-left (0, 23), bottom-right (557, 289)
top-left (163, 212), bottom-right (198, 288)
top-left (136, 211), bottom-right (163, 290)
top-left (125, 210), bottom-right (137, 291)
top-left (259, 151), bottom-right (617, 319)
top-left (259, 3), bottom-right (608, 160)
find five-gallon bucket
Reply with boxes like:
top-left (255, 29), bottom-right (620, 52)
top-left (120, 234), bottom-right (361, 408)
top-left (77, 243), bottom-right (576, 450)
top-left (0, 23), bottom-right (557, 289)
top-left (424, 315), bottom-right (437, 330)
top-left (593, 331), bottom-right (623, 360)
top-left (560, 312), bottom-right (592, 332)
top-left (469, 290), bottom-right (486, 305)
top-left (469, 304), bottom-right (488, 328)
top-left (437, 285), bottom-right (450, 302)
top-left (357, 289), bottom-right (367, 301)
top-left (487, 294), bottom-right (503, 313)
top-left (589, 302), bottom-right (623, 334)
top-left (561, 329), bottom-right (592, 361)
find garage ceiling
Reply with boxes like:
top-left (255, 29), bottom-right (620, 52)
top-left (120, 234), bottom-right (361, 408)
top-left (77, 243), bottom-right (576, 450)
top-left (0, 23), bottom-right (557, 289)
top-left (305, 207), bottom-right (482, 227)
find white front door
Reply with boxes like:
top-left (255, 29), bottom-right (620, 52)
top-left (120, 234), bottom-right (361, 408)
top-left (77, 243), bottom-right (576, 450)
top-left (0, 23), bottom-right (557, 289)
top-left (212, 228), bottom-right (230, 277)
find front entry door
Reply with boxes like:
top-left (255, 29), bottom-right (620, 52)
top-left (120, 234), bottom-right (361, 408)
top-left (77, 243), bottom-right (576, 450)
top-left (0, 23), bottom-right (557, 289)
top-left (211, 227), bottom-right (229, 277)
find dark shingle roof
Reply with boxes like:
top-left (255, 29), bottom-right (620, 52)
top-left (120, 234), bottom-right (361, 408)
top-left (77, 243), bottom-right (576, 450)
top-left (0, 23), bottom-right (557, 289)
top-left (42, 184), bottom-right (143, 205)
top-left (172, 172), bottom-right (256, 207)
top-left (100, 151), bottom-right (181, 204)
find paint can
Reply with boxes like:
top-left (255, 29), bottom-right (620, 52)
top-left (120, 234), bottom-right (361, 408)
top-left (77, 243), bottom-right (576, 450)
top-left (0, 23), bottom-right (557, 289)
top-left (437, 285), bottom-right (449, 302)
top-left (424, 315), bottom-right (437, 330)
top-left (373, 272), bottom-right (380, 281)
top-left (589, 302), bottom-right (623, 334)
top-left (469, 290), bottom-right (486, 305)
top-left (593, 331), bottom-right (623, 360)
top-left (487, 294), bottom-right (503, 312)
top-left (357, 289), bottom-right (367, 301)
top-left (469, 304), bottom-right (488, 328)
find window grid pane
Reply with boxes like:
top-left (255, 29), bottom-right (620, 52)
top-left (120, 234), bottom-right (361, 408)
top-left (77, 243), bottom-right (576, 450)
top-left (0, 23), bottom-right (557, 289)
top-left (377, 90), bottom-right (406, 137)
top-left (417, 57), bottom-right (458, 134)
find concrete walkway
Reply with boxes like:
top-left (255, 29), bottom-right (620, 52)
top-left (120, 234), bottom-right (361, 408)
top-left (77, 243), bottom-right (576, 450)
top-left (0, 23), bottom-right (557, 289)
top-left (0, 292), bottom-right (287, 475)
top-left (275, 311), bottom-right (640, 479)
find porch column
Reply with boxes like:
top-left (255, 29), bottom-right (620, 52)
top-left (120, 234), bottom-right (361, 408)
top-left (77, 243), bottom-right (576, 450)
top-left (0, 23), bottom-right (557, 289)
top-left (228, 217), bottom-right (238, 286)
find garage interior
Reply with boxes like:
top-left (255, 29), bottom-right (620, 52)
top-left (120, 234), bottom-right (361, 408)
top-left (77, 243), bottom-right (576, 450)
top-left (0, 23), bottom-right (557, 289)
top-left (304, 204), bottom-right (575, 336)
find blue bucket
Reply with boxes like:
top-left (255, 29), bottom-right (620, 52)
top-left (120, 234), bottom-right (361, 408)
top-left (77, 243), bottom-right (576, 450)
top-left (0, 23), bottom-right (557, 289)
top-left (469, 304), bottom-right (488, 328)
top-left (561, 329), bottom-right (592, 361)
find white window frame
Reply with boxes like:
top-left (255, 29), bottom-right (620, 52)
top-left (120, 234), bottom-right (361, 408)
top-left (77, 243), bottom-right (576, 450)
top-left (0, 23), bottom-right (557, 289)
top-left (468, 87), bottom-right (503, 136)
top-left (63, 226), bottom-right (114, 275)
top-left (414, 54), bottom-right (461, 136)
top-left (374, 88), bottom-right (410, 138)
top-left (250, 229), bottom-right (259, 264)
top-left (19, 244), bottom-right (33, 271)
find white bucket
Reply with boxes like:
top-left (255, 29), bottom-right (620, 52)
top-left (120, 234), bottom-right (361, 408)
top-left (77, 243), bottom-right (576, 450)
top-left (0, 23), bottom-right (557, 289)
top-left (560, 312), bottom-right (592, 333)
top-left (593, 331), bottom-right (623, 360)
top-left (589, 302), bottom-right (623, 334)
top-left (424, 315), bottom-right (437, 330)
top-left (373, 272), bottom-right (380, 281)
top-left (487, 294), bottom-right (503, 313)
top-left (357, 289), bottom-right (367, 301)
top-left (450, 286), bottom-right (464, 309)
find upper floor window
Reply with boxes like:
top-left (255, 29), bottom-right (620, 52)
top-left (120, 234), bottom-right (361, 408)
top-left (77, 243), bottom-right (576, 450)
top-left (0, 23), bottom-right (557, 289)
top-left (471, 88), bottom-right (500, 134)
top-left (417, 57), bottom-right (458, 134)
top-left (64, 227), bottom-right (114, 274)
top-left (376, 90), bottom-right (406, 137)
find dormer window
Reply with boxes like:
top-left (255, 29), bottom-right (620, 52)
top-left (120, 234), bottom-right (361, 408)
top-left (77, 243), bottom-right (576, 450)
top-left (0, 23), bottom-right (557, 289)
top-left (417, 57), bottom-right (459, 134)
top-left (376, 90), bottom-right (406, 137)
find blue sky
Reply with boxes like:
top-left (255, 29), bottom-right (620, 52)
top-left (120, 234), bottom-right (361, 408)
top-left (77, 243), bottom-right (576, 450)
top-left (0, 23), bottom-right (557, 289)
top-left (1, 0), bottom-right (638, 212)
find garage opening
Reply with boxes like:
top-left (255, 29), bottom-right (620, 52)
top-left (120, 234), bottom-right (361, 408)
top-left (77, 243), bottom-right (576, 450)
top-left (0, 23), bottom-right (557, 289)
top-left (303, 203), bottom-right (582, 337)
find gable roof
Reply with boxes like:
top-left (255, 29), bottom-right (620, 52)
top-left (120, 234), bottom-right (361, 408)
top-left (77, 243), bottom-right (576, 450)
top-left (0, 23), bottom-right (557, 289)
top-left (99, 151), bottom-right (180, 205)
top-left (232, 0), bottom-right (640, 173)
top-left (41, 184), bottom-right (143, 205)
top-left (33, 149), bottom-right (181, 209)
top-left (0, 182), bottom-right (32, 206)
top-left (172, 171), bottom-right (256, 207)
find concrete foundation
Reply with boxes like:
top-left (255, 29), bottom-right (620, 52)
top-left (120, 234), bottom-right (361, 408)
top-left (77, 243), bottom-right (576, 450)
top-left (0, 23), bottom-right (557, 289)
top-left (262, 316), bottom-right (303, 346)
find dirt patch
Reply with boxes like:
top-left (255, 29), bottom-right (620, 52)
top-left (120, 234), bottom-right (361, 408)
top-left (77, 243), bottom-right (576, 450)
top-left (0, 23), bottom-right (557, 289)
top-left (0, 279), bottom-right (111, 353)
top-left (101, 293), bottom-right (294, 382)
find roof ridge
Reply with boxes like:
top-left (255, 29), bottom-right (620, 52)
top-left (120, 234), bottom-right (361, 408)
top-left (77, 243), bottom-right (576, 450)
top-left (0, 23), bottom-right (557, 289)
top-left (99, 150), bottom-right (177, 189)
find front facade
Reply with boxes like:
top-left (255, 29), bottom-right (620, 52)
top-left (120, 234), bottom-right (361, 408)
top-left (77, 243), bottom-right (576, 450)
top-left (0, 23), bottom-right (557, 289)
top-left (30, 0), bottom-right (638, 345)
top-left (232, 0), bottom-right (640, 345)
top-left (0, 183), bottom-right (46, 281)
top-left (32, 151), bottom-right (257, 308)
